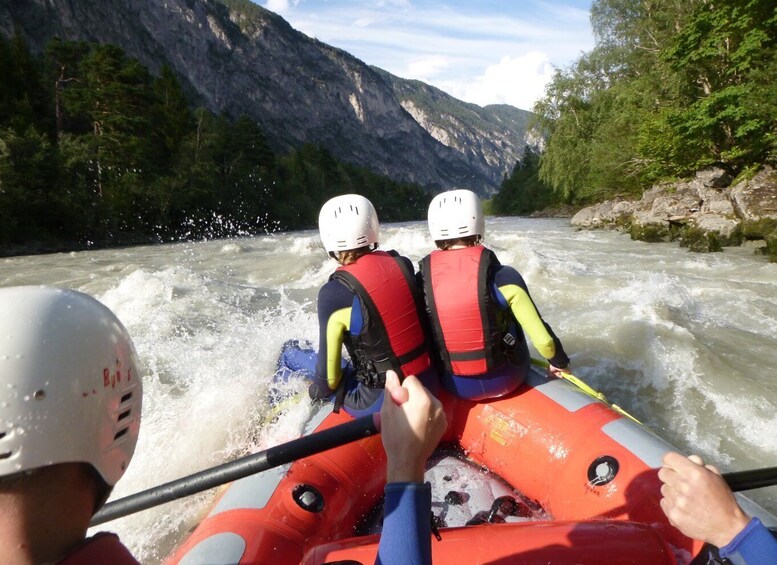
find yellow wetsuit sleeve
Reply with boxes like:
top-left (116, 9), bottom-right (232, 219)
top-left (497, 283), bottom-right (557, 360)
top-left (326, 307), bottom-right (351, 390)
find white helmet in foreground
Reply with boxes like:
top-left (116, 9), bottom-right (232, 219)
top-left (428, 188), bottom-right (485, 242)
top-left (0, 286), bottom-right (142, 487)
top-left (319, 194), bottom-right (380, 256)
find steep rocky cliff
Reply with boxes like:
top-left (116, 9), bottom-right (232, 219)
top-left (0, 0), bottom-right (533, 195)
top-left (374, 68), bottom-right (535, 193)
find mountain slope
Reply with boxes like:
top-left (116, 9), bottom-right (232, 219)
top-left (0, 0), bottom-right (534, 195)
top-left (375, 68), bottom-right (535, 192)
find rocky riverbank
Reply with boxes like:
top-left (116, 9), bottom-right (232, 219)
top-left (570, 166), bottom-right (777, 261)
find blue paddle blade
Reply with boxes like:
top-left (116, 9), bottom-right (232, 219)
top-left (274, 339), bottom-right (317, 380)
top-left (270, 339), bottom-right (356, 406)
top-left (270, 339), bottom-right (318, 406)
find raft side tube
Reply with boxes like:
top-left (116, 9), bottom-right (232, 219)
top-left (302, 520), bottom-right (676, 564)
top-left (452, 372), bottom-right (703, 556)
top-left (167, 409), bottom-right (387, 564)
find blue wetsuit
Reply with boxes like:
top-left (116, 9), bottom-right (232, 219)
top-left (718, 517), bottom-right (777, 564)
top-left (308, 277), bottom-right (383, 415)
top-left (376, 482), bottom-right (431, 565)
top-left (309, 254), bottom-right (437, 416)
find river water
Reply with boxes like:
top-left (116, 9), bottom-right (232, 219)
top-left (2, 217), bottom-right (776, 562)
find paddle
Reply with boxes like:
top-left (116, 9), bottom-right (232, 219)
top-left (90, 412), bottom-right (380, 526)
top-left (724, 467), bottom-right (777, 492)
top-left (530, 358), bottom-right (641, 423)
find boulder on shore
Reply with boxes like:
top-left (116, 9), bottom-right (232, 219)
top-left (571, 166), bottom-right (777, 261)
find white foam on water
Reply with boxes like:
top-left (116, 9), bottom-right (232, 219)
top-left (286, 232), bottom-right (323, 257)
top-left (87, 266), bottom-right (319, 562)
top-left (219, 242), bottom-right (247, 254)
top-left (380, 222), bottom-right (432, 263)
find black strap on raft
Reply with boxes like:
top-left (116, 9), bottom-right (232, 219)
top-left (689, 544), bottom-right (731, 565)
top-left (465, 495), bottom-right (529, 526)
top-left (430, 513), bottom-right (443, 541)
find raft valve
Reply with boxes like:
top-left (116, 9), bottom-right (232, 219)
top-left (587, 456), bottom-right (619, 486)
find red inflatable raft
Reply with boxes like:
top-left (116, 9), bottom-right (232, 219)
top-left (167, 364), bottom-right (776, 564)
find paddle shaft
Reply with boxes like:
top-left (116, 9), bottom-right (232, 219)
top-left (91, 413), bottom-right (380, 526)
top-left (724, 467), bottom-right (777, 492)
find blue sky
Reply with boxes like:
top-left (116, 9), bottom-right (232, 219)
top-left (253, 0), bottom-right (595, 111)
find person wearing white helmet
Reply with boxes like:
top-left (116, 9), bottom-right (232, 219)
top-left (302, 193), bottom-right (438, 416)
top-left (0, 286), bottom-right (141, 564)
top-left (418, 189), bottom-right (570, 400)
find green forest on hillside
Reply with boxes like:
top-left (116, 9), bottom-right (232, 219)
top-left (493, 0), bottom-right (776, 215)
top-left (0, 36), bottom-right (430, 252)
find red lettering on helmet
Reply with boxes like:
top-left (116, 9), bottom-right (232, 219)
top-left (103, 368), bottom-right (110, 387)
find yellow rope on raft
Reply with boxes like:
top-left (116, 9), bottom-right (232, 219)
top-left (530, 358), bottom-right (641, 424)
top-left (261, 390), bottom-right (305, 427)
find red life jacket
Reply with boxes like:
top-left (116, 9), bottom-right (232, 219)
top-left (58, 532), bottom-right (139, 565)
top-left (419, 245), bottom-right (509, 376)
top-left (333, 250), bottom-right (431, 385)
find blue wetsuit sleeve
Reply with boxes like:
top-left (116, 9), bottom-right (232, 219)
top-left (493, 265), bottom-right (570, 368)
top-left (718, 517), bottom-right (777, 565)
top-left (311, 280), bottom-right (355, 397)
top-left (376, 482), bottom-right (432, 565)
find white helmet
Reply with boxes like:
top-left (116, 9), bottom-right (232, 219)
top-left (428, 189), bottom-right (485, 241)
top-left (0, 286), bottom-right (142, 486)
top-left (318, 194), bottom-right (380, 255)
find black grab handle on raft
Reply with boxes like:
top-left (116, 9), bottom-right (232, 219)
top-left (91, 413), bottom-right (381, 526)
top-left (723, 466), bottom-right (777, 492)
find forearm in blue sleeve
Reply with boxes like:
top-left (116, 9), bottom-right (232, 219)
top-left (376, 482), bottom-right (432, 565)
top-left (494, 266), bottom-right (569, 368)
top-left (315, 280), bottom-right (353, 383)
top-left (718, 517), bottom-right (777, 565)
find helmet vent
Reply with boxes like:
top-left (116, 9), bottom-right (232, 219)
top-left (0, 429), bottom-right (11, 459)
top-left (120, 392), bottom-right (133, 404)
top-left (113, 428), bottom-right (129, 441)
top-left (118, 409), bottom-right (131, 422)
top-left (457, 226), bottom-right (469, 234)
